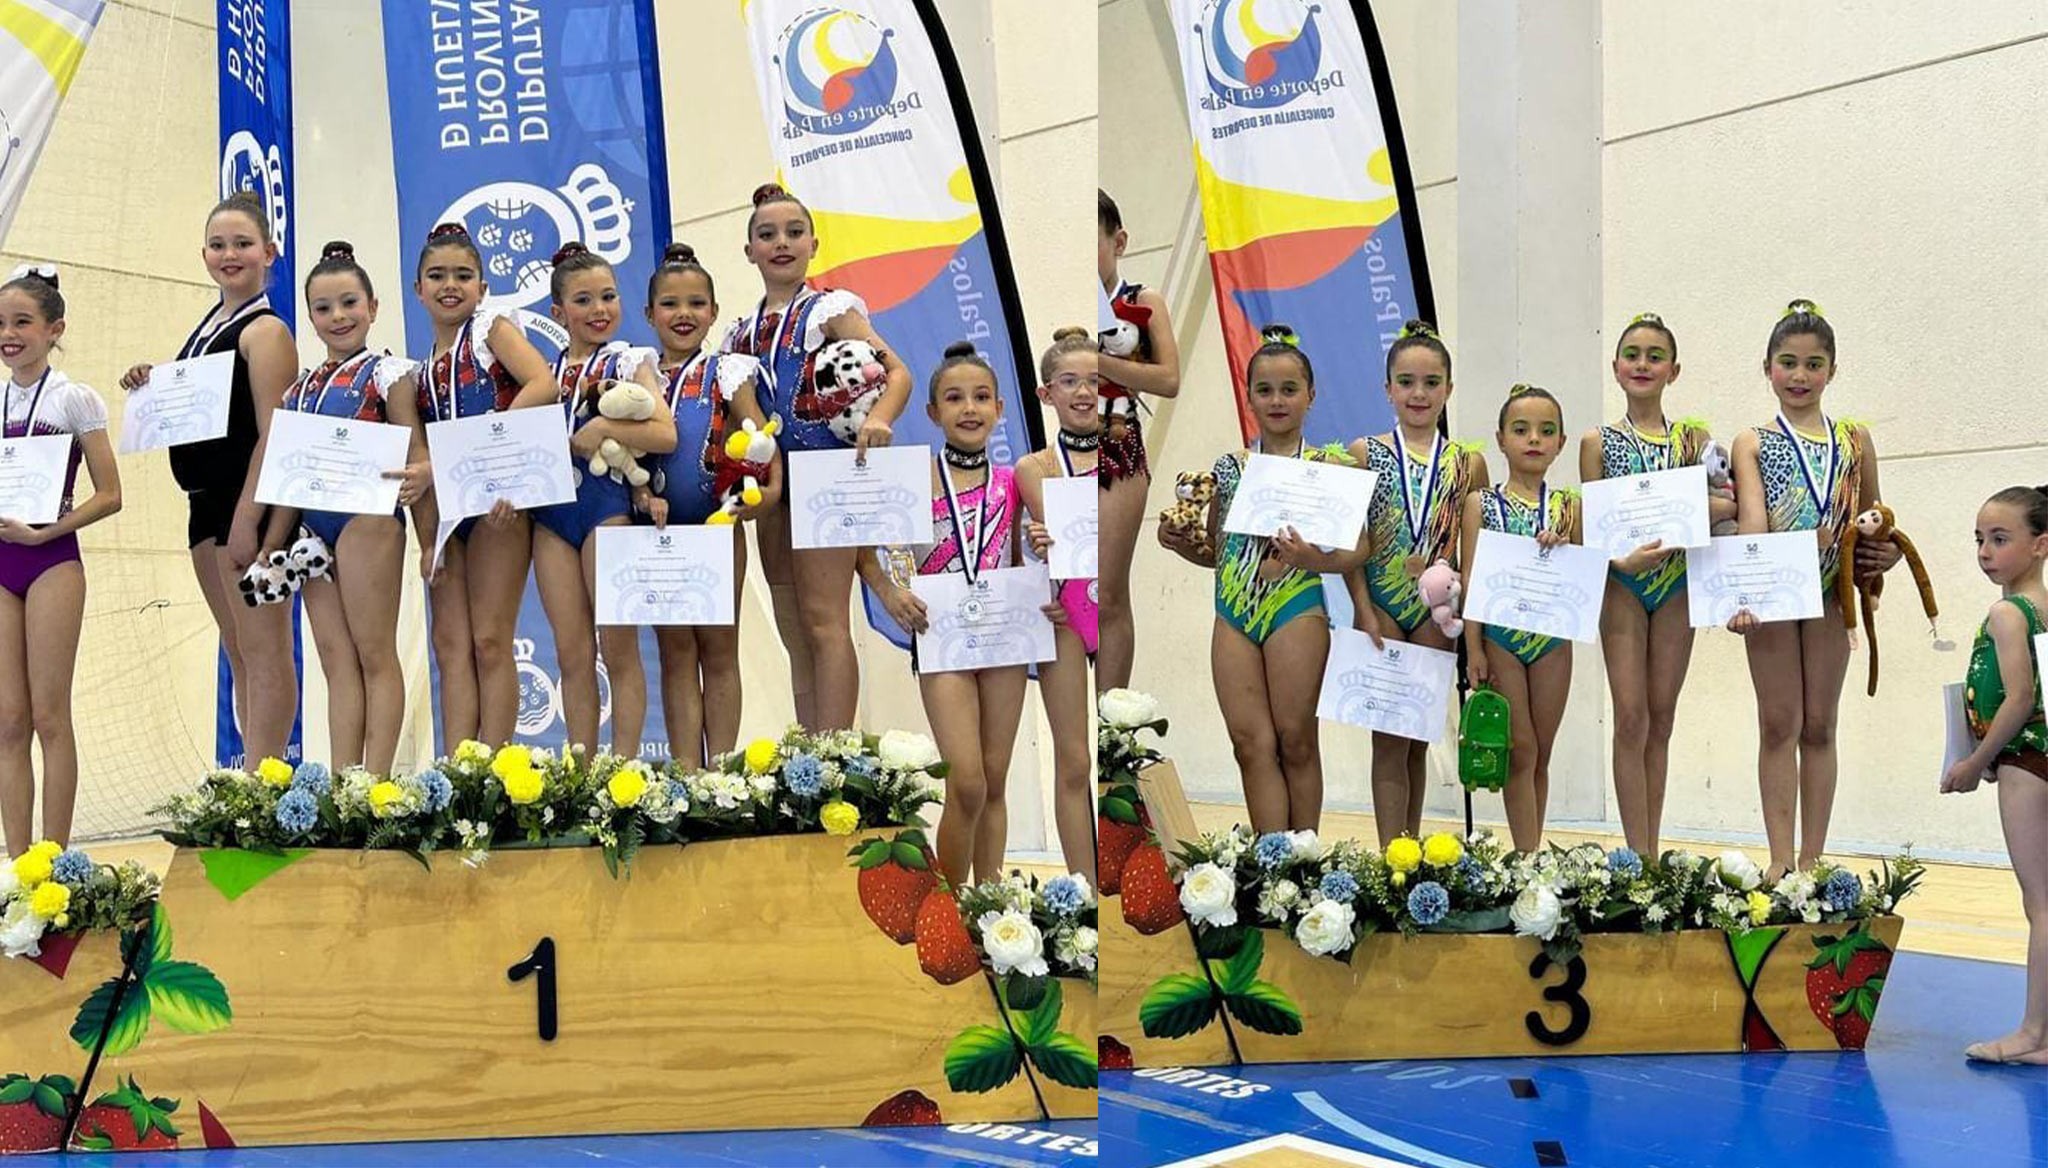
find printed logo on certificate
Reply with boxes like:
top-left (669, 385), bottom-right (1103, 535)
top-left (1317, 630), bottom-right (1456, 743)
top-left (910, 565), bottom-right (1057, 674)
top-left (1687, 532), bottom-right (1825, 628)
top-left (787, 446), bottom-right (933, 550)
top-left (0, 434), bottom-right (71, 525)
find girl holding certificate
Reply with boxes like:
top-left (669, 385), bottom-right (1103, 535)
top-left (406, 222), bottom-right (563, 750)
top-left (632, 243), bottom-right (778, 767)
top-left (1017, 327), bottom-right (1100, 878)
top-left (120, 193), bottom-right (299, 764)
top-left (0, 267), bottom-right (120, 854)
top-left (861, 343), bottom-right (1054, 885)
top-left (1158, 327), bottom-right (1370, 835)
top-left (722, 183), bottom-right (912, 733)
top-left (1096, 190), bottom-right (1181, 691)
top-left (1358, 320), bottom-right (1488, 845)
top-left (1946, 486), bottom-right (2048, 1065)
top-left (275, 242), bottom-right (418, 776)
top-left (1578, 313), bottom-right (1736, 858)
top-left (1726, 300), bottom-right (1878, 880)
top-left (536, 243), bottom-right (676, 757)
top-left (1461, 385), bottom-right (1581, 852)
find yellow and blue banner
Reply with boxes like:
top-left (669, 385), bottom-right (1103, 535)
top-left (1170, 0), bottom-right (1437, 447)
top-left (0, 0), bottom-right (102, 243)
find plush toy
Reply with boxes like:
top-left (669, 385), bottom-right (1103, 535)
top-left (1156, 470), bottom-right (1216, 561)
top-left (709, 416), bottom-right (781, 526)
top-left (1700, 438), bottom-right (1738, 536)
top-left (1100, 295), bottom-right (1151, 359)
top-left (800, 338), bottom-right (886, 445)
top-left (1838, 502), bottom-right (1940, 696)
top-left (238, 550), bottom-right (296, 607)
top-left (587, 379), bottom-right (655, 487)
top-left (1417, 559), bottom-right (1463, 639)
top-left (288, 530), bottom-right (334, 583)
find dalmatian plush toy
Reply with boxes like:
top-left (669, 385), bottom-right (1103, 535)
top-left (238, 550), bottom-right (297, 607)
top-left (805, 338), bottom-right (888, 446)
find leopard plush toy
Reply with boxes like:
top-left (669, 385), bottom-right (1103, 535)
top-left (1838, 502), bottom-right (1940, 696)
top-left (1157, 470), bottom-right (1216, 561)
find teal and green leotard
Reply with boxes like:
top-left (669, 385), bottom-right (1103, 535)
top-left (1213, 444), bottom-right (1350, 645)
top-left (1479, 485), bottom-right (1579, 666)
top-left (1965, 595), bottom-right (2048, 769)
top-left (1598, 417), bottom-right (1709, 615)
top-left (1753, 417), bottom-right (1864, 594)
top-left (1362, 434), bottom-right (1484, 633)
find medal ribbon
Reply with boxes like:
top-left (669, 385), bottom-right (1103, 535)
top-left (938, 456), bottom-right (995, 586)
top-left (177, 294), bottom-right (271, 361)
top-left (1775, 412), bottom-right (1839, 525)
top-left (1393, 431), bottom-right (1445, 553)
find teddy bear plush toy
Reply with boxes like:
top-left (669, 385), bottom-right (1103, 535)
top-left (709, 416), bottom-right (782, 526)
top-left (1417, 559), bottom-right (1464, 638)
top-left (586, 379), bottom-right (655, 487)
top-left (1156, 469), bottom-right (1216, 561)
top-left (1837, 501), bottom-right (1940, 696)
top-left (801, 338), bottom-right (887, 446)
top-left (1699, 438), bottom-right (1739, 536)
top-left (1100, 296), bottom-right (1150, 359)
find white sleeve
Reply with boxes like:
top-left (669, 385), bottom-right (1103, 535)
top-left (802, 289), bottom-right (870, 351)
top-left (614, 345), bottom-right (661, 381)
top-left (713, 353), bottom-right (762, 403)
top-left (60, 381), bottom-right (109, 434)
top-left (467, 303), bottom-right (523, 372)
top-left (372, 355), bottom-right (419, 397)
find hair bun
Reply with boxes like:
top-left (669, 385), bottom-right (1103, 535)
top-left (551, 241), bottom-right (591, 265)
top-left (1258, 323), bottom-right (1300, 347)
top-left (943, 340), bottom-right (978, 360)
top-left (1628, 311), bottom-right (1663, 326)
top-left (428, 222), bottom-right (470, 241)
top-left (1399, 319), bottom-right (1437, 340)
top-left (6, 263), bottom-right (57, 289)
top-left (752, 182), bottom-right (791, 206)
top-left (1508, 382), bottom-right (1536, 396)
top-left (662, 242), bottom-right (697, 265)
top-left (1783, 298), bottom-right (1824, 319)
top-left (1051, 325), bottom-right (1089, 343)
top-left (321, 240), bottom-right (356, 263)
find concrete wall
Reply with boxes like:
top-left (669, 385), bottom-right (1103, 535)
top-left (1102, 0), bottom-right (2047, 861)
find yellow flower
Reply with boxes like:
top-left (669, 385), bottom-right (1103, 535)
top-left (820, 801), bottom-right (860, 836)
top-left (502, 766), bottom-right (545, 806)
top-left (257, 757), bottom-right (294, 788)
top-left (455, 739), bottom-right (491, 765)
top-left (367, 781), bottom-right (406, 818)
top-left (12, 851), bottom-right (52, 888)
top-left (25, 840), bottom-right (60, 862)
top-left (744, 738), bottom-right (779, 775)
top-left (28, 880), bottom-right (69, 921)
top-left (1391, 870), bottom-right (1408, 888)
top-left (1422, 833), bottom-right (1464, 867)
top-left (1385, 837), bottom-right (1423, 873)
top-left (491, 745), bottom-right (533, 781)
top-left (607, 769), bottom-right (648, 809)
top-left (1746, 890), bottom-right (1774, 922)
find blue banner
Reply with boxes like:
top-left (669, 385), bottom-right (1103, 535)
top-left (379, 0), bottom-right (672, 355)
top-left (215, 0), bottom-right (303, 767)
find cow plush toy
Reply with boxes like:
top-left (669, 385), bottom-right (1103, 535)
top-left (802, 338), bottom-right (887, 446)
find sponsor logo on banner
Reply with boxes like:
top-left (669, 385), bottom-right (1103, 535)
top-left (1195, 0), bottom-right (1341, 112)
top-left (438, 165), bottom-right (635, 315)
top-left (775, 7), bottom-right (918, 139)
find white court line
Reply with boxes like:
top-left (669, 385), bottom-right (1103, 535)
top-left (1292, 1091), bottom-right (1492, 1168)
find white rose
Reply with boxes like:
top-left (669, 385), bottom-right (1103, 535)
top-left (0, 900), bottom-right (46, 959)
top-left (1288, 830), bottom-right (1322, 861)
top-left (878, 730), bottom-right (943, 771)
top-left (977, 910), bottom-right (1049, 977)
top-left (1074, 926), bottom-right (1097, 956)
top-left (0, 864), bottom-right (19, 901)
top-left (1511, 886), bottom-right (1565, 940)
top-left (1294, 900), bottom-right (1356, 956)
top-left (1098, 688), bottom-right (1161, 729)
top-left (1179, 862), bottom-right (1239, 927)
top-left (1717, 850), bottom-right (1762, 892)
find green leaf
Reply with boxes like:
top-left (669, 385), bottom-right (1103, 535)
top-left (1139, 972), bottom-right (1218, 1039)
top-left (1099, 796), bottom-right (1140, 825)
top-left (1002, 971), bottom-right (1048, 1013)
top-left (1216, 928), bottom-right (1265, 996)
top-left (41, 1075), bottom-right (75, 1098)
top-left (1193, 923), bottom-right (1247, 962)
top-left (890, 841), bottom-right (930, 870)
top-left (30, 1083), bottom-right (61, 1115)
top-left (1017, 977), bottom-right (1064, 1047)
top-left (0, 1079), bottom-right (33, 1105)
top-left (70, 973), bottom-right (120, 1051)
top-left (1226, 980), bottom-right (1304, 1036)
top-left (856, 841), bottom-right (890, 869)
top-left (97, 985), bottom-right (152, 1057)
top-left (150, 902), bottom-right (173, 966)
top-left (1027, 1031), bottom-right (1097, 1090)
top-left (943, 1024), bottom-right (1025, 1093)
top-left (144, 960), bottom-right (232, 1035)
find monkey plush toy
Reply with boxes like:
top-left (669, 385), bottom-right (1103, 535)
top-left (1837, 502), bottom-right (1940, 696)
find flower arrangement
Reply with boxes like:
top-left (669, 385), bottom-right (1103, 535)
top-left (1173, 826), bottom-right (1924, 966)
top-left (0, 840), bottom-right (161, 959)
top-left (154, 726), bottom-right (948, 876)
top-left (1097, 688), bottom-right (1165, 790)
top-left (956, 872), bottom-right (1098, 997)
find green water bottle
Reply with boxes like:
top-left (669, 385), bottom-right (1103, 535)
top-left (1459, 685), bottom-right (1511, 792)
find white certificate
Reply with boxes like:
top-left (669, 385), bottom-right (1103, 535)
top-left (425, 410), bottom-right (576, 569)
top-left (911, 564), bottom-right (1057, 673)
top-left (1686, 532), bottom-right (1825, 628)
top-left (1221, 454), bottom-right (1376, 549)
top-left (1942, 681), bottom-right (1984, 786)
top-left (253, 411), bottom-right (410, 515)
top-left (787, 446), bottom-right (933, 550)
top-left (1040, 477), bottom-right (1098, 580)
top-left (1465, 530), bottom-right (1608, 643)
top-left (594, 525), bottom-right (735, 627)
top-left (118, 352), bottom-right (235, 454)
top-left (1317, 630), bottom-right (1456, 743)
top-left (1582, 465), bottom-right (1711, 558)
top-left (0, 434), bottom-right (71, 524)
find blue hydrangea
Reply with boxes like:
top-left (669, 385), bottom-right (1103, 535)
top-left (416, 768), bottom-right (452, 813)
top-left (1607, 847), bottom-right (1643, 879)
top-left (1254, 832), bottom-right (1293, 871)
top-left (662, 778), bottom-right (689, 808)
top-left (1821, 869), bottom-right (1863, 913)
top-left (1318, 870), bottom-right (1360, 903)
top-left (1407, 881), bottom-right (1450, 926)
top-left (275, 788), bottom-right (318, 835)
top-left (844, 755), bottom-right (878, 780)
top-left (785, 753), bottom-right (825, 798)
top-left (51, 848), bottom-right (93, 885)
top-left (1043, 875), bottom-right (1086, 915)
top-left (1453, 856), bottom-right (1485, 892)
top-left (290, 761), bottom-right (330, 794)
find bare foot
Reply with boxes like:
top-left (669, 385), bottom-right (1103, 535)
top-left (1964, 1032), bottom-right (2048, 1063)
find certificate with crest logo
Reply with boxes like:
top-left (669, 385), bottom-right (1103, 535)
top-left (1582, 465), bottom-right (1711, 557)
top-left (787, 447), bottom-right (933, 550)
top-left (1466, 531), bottom-right (1609, 643)
top-left (1317, 630), bottom-right (1456, 743)
top-left (1687, 532), bottom-right (1825, 628)
top-left (254, 411), bottom-right (412, 515)
top-left (910, 565), bottom-right (1057, 674)
top-left (119, 352), bottom-right (235, 454)
top-left (425, 409), bottom-right (576, 569)
top-left (594, 526), bottom-right (735, 627)
top-left (0, 435), bottom-right (71, 525)
top-left (1039, 477), bottom-right (1098, 580)
top-left (1221, 453), bottom-right (1376, 549)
